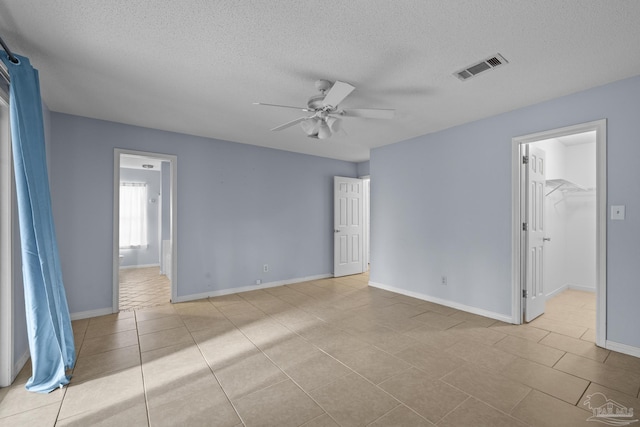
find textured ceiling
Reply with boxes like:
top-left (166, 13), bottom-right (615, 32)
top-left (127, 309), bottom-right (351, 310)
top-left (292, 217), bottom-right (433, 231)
top-left (1, 1), bottom-right (639, 162)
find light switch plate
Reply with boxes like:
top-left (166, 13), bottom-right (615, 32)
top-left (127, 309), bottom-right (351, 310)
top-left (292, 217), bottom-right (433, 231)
top-left (611, 205), bottom-right (625, 220)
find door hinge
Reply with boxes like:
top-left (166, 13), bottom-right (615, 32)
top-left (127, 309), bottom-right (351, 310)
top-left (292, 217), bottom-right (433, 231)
top-left (523, 289), bottom-right (528, 298)
top-left (522, 222), bottom-right (528, 231)
top-left (522, 155), bottom-right (529, 164)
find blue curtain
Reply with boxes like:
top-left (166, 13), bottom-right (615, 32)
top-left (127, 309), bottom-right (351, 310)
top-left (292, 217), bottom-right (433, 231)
top-left (1, 52), bottom-right (75, 393)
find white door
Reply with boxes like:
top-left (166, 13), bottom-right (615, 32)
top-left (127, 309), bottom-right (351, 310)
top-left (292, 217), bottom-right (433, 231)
top-left (334, 176), bottom-right (364, 277)
top-left (524, 146), bottom-right (546, 322)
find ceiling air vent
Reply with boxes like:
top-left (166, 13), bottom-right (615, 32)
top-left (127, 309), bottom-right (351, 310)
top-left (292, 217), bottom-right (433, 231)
top-left (454, 53), bottom-right (508, 81)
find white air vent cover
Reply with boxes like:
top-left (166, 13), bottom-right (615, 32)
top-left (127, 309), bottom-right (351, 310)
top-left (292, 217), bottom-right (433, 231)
top-left (454, 54), bottom-right (508, 81)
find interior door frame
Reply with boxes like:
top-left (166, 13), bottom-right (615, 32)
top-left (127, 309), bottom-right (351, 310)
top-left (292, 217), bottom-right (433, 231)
top-left (0, 82), bottom-right (14, 386)
top-left (511, 119), bottom-right (607, 347)
top-left (113, 149), bottom-right (178, 312)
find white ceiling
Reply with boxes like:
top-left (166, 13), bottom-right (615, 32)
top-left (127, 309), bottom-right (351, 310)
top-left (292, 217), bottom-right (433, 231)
top-left (120, 154), bottom-right (163, 171)
top-left (1, 1), bottom-right (639, 162)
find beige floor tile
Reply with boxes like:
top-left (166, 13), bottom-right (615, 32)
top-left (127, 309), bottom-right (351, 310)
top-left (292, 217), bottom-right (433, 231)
top-left (136, 315), bottom-right (184, 335)
top-left (180, 313), bottom-right (227, 332)
top-left (489, 322), bottom-right (550, 342)
top-left (529, 316), bottom-right (588, 338)
top-left (300, 413), bottom-right (340, 427)
top-left (512, 390), bottom-right (593, 427)
top-left (134, 304), bottom-right (176, 321)
top-left (71, 345), bottom-right (140, 384)
top-left (84, 317), bottom-right (137, 339)
top-left (378, 368), bottom-right (467, 423)
top-left (331, 345), bottom-right (411, 384)
top-left (284, 351), bottom-right (352, 392)
top-left (401, 326), bottom-right (463, 349)
top-left (444, 340), bottom-right (517, 373)
top-left (391, 295), bottom-right (427, 306)
top-left (555, 353), bottom-right (640, 397)
top-left (138, 325), bottom-right (193, 353)
top-left (579, 382), bottom-right (640, 419)
top-left (0, 384), bottom-right (63, 419)
top-left (493, 334), bottom-right (565, 367)
top-left (234, 379), bottom-right (323, 427)
top-left (78, 330), bottom-right (139, 357)
top-left (239, 319), bottom-right (295, 348)
top-left (309, 373), bottom-right (399, 427)
top-left (310, 329), bottom-right (370, 356)
top-left (56, 401), bottom-right (148, 426)
top-left (580, 328), bottom-right (596, 342)
top-left (148, 381), bottom-right (240, 427)
top-left (604, 351), bottom-right (640, 373)
top-left (11, 272), bottom-right (611, 427)
top-left (416, 301), bottom-right (460, 316)
top-left (58, 366), bottom-right (145, 420)
top-left (448, 311), bottom-right (498, 327)
top-left (410, 311), bottom-right (464, 330)
top-left (214, 351), bottom-right (287, 400)
top-left (448, 322), bottom-right (508, 345)
top-left (260, 335), bottom-right (318, 370)
top-left (441, 365), bottom-right (531, 413)
top-left (394, 343), bottom-right (465, 379)
top-left (539, 332), bottom-right (610, 362)
top-left (0, 402), bottom-right (60, 427)
top-left (369, 404), bottom-right (434, 426)
top-left (438, 397), bottom-right (528, 427)
top-left (192, 327), bottom-right (260, 371)
top-left (503, 357), bottom-right (589, 404)
top-left (141, 343), bottom-right (211, 395)
top-left (358, 325), bottom-right (417, 354)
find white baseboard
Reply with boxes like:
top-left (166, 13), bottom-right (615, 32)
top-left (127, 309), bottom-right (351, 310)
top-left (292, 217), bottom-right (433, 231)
top-left (70, 307), bottom-right (114, 321)
top-left (119, 263), bottom-right (160, 270)
top-left (568, 284), bottom-right (596, 293)
top-left (368, 281), bottom-right (513, 324)
top-left (12, 349), bottom-right (30, 380)
top-left (546, 285), bottom-right (568, 298)
top-left (605, 340), bottom-right (640, 358)
top-left (173, 274), bottom-right (333, 303)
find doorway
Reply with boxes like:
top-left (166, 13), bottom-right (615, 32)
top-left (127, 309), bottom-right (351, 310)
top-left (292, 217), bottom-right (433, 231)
top-left (113, 149), bottom-right (177, 313)
top-left (511, 120), bottom-right (606, 347)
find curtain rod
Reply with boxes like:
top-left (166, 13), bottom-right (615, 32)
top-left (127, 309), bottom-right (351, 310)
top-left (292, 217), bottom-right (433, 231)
top-left (0, 35), bottom-right (19, 64)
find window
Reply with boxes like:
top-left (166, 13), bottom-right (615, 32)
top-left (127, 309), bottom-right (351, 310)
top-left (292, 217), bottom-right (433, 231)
top-left (119, 182), bottom-right (148, 248)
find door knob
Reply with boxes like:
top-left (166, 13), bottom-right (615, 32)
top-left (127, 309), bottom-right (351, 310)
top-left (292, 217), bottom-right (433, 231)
top-left (334, 229), bottom-right (340, 233)
top-left (543, 237), bottom-right (551, 242)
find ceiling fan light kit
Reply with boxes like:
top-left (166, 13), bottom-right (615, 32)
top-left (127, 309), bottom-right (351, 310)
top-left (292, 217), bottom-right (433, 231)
top-left (254, 79), bottom-right (395, 140)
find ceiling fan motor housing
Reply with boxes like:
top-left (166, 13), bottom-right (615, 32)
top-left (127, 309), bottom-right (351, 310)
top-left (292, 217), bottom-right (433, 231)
top-left (307, 94), bottom-right (327, 111)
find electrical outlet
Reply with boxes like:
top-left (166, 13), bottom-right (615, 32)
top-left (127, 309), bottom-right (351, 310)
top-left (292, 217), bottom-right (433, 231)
top-left (263, 264), bottom-right (269, 273)
top-left (441, 276), bottom-right (447, 285)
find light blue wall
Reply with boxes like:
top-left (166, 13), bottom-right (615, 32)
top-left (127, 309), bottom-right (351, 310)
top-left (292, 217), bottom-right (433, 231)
top-left (357, 161), bottom-right (370, 177)
top-left (49, 113), bottom-right (357, 313)
top-left (119, 168), bottom-right (161, 267)
top-left (370, 74), bottom-right (640, 348)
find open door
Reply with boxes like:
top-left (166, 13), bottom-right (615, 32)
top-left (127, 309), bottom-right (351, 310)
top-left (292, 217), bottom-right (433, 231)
top-left (334, 176), bottom-right (364, 277)
top-left (524, 145), bottom-right (546, 322)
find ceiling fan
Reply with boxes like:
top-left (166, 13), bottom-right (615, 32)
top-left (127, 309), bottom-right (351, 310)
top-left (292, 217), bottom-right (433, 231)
top-left (254, 79), bottom-right (395, 139)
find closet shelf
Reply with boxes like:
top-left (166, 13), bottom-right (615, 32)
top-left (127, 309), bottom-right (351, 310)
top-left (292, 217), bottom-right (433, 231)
top-left (545, 178), bottom-right (588, 197)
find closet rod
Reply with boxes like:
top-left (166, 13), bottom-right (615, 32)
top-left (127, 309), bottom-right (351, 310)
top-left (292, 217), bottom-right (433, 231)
top-left (0, 35), bottom-right (19, 64)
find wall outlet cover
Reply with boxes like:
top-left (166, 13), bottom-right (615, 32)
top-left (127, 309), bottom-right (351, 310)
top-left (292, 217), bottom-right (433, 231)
top-left (611, 205), bottom-right (625, 220)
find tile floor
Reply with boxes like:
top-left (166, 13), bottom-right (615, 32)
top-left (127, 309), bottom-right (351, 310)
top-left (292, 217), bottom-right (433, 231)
top-left (119, 267), bottom-right (171, 312)
top-left (2, 276), bottom-right (639, 426)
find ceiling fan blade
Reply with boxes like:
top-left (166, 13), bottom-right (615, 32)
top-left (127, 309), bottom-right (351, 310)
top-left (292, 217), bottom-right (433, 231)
top-left (340, 108), bottom-right (395, 119)
top-left (322, 81), bottom-right (355, 108)
top-left (270, 116), bottom-right (312, 131)
top-left (253, 102), bottom-right (310, 112)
